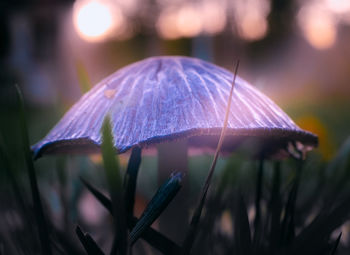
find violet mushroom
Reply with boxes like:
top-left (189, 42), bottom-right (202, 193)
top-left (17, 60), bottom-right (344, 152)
top-left (33, 56), bottom-right (317, 158)
top-left (32, 56), bottom-right (317, 247)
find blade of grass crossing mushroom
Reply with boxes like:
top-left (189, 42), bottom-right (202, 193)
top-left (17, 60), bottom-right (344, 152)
top-left (80, 177), bottom-right (181, 254)
top-left (181, 60), bottom-right (240, 255)
top-left (101, 116), bottom-right (127, 255)
top-left (129, 172), bottom-right (183, 245)
top-left (15, 84), bottom-right (52, 255)
top-left (76, 226), bottom-right (105, 255)
top-left (123, 147), bottom-right (142, 224)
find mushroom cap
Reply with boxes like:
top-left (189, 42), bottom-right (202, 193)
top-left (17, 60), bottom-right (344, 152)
top-left (32, 56), bottom-right (317, 158)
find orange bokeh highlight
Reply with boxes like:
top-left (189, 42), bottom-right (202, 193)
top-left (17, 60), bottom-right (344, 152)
top-left (296, 115), bottom-right (335, 160)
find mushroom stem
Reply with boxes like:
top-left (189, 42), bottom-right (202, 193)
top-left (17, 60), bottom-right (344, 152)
top-left (157, 140), bottom-right (189, 242)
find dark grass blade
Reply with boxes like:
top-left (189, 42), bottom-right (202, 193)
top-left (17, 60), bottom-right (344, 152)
top-left (15, 84), bottom-right (52, 255)
top-left (49, 225), bottom-right (85, 255)
top-left (280, 160), bottom-right (303, 246)
top-left (75, 226), bottom-right (104, 255)
top-left (80, 177), bottom-right (113, 213)
top-left (101, 116), bottom-right (127, 255)
top-left (123, 147), bottom-right (142, 223)
top-left (129, 217), bottom-right (181, 254)
top-left (253, 157), bottom-right (264, 247)
top-left (330, 233), bottom-right (342, 255)
top-left (56, 157), bottom-right (70, 232)
top-left (0, 135), bottom-right (40, 253)
top-left (234, 193), bottom-right (252, 255)
top-left (0, 134), bottom-right (29, 222)
top-left (53, 229), bottom-right (85, 255)
top-left (80, 177), bottom-right (181, 253)
top-left (268, 162), bottom-right (282, 254)
top-left (182, 60), bottom-right (240, 255)
top-left (129, 172), bottom-right (183, 245)
top-left (324, 137), bottom-right (350, 208)
top-left (288, 195), bottom-right (350, 255)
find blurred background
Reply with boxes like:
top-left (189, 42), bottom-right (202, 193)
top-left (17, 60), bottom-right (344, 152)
top-left (1, 0), bottom-right (350, 254)
top-left (1, 0), bottom-right (350, 156)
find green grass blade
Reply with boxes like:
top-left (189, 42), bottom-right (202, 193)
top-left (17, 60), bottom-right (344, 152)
top-left (123, 147), bottom-right (142, 223)
top-left (101, 116), bottom-right (127, 255)
top-left (15, 84), bottom-right (52, 255)
top-left (129, 172), bottom-right (182, 245)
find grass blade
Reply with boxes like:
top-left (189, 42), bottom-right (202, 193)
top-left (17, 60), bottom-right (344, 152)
top-left (289, 196), bottom-right (350, 255)
top-left (76, 226), bottom-right (105, 255)
top-left (129, 217), bottom-right (181, 254)
top-left (280, 160), bottom-right (303, 246)
top-left (0, 134), bottom-right (28, 221)
top-left (15, 84), bottom-right (52, 255)
top-left (123, 147), bottom-right (142, 223)
top-left (80, 177), bottom-right (180, 253)
top-left (234, 194), bottom-right (252, 255)
top-left (253, 157), bottom-right (264, 247)
top-left (129, 172), bottom-right (183, 245)
top-left (80, 177), bottom-right (113, 213)
top-left (268, 162), bottom-right (282, 254)
top-left (182, 60), bottom-right (240, 255)
top-left (330, 233), bottom-right (342, 255)
top-left (101, 116), bottom-right (127, 255)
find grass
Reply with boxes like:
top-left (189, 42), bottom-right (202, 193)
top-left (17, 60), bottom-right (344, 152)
top-left (0, 86), bottom-right (350, 254)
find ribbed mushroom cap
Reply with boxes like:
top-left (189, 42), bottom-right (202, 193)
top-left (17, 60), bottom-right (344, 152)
top-left (32, 56), bottom-right (317, 159)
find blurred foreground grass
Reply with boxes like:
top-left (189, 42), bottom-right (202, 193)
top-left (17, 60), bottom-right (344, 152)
top-left (0, 87), bottom-right (350, 254)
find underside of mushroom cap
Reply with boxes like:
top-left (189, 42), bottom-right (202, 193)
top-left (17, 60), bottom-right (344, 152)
top-left (32, 56), bottom-right (318, 159)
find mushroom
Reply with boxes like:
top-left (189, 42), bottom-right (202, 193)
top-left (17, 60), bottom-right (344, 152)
top-left (32, 56), bottom-right (318, 243)
top-left (32, 56), bottom-right (317, 159)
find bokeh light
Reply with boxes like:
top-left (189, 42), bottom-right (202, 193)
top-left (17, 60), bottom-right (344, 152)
top-left (232, 0), bottom-right (271, 41)
top-left (200, 1), bottom-right (227, 35)
top-left (156, 1), bottom-right (227, 40)
top-left (297, 4), bottom-right (337, 50)
top-left (325, 0), bottom-right (350, 14)
top-left (73, 0), bottom-right (126, 42)
top-left (177, 4), bottom-right (202, 38)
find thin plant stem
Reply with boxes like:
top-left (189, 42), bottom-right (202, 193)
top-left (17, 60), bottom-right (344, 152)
top-left (181, 61), bottom-right (240, 254)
